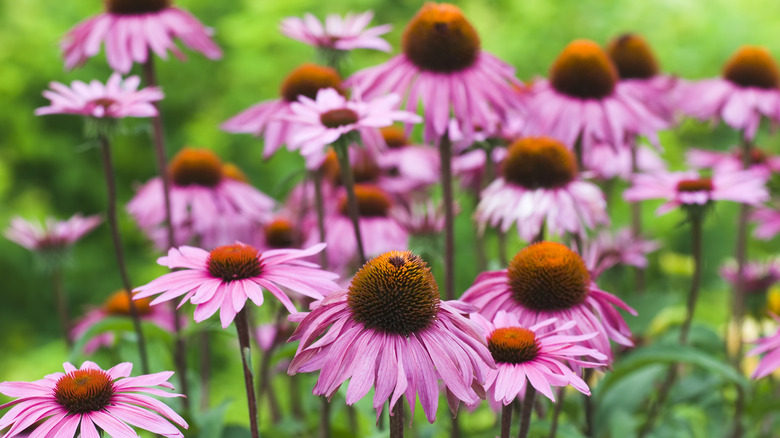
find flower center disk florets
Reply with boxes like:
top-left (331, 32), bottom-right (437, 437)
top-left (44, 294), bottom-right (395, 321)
top-left (321, 151), bottom-right (380, 185)
top-left (169, 148), bottom-right (223, 188)
top-left (502, 137), bottom-right (578, 189)
top-left (106, 290), bottom-right (152, 316)
top-left (723, 46), bottom-right (780, 90)
top-left (381, 127), bottom-right (410, 149)
top-left (676, 178), bottom-right (713, 193)
top-left (280, 63), bottom-right (344, 102)
top-left (264, 219), bottom-right (295, 249)
top-left (320, 108), bottom-right (359, 128)
top-left (402, 3), bottom-right (481, 73)
top-left (54, 369), bottom-right (114, 414)
top-left (508, 242), bottom-right (590, 311)
top-left (105, 0), bottom-right (171, 15)
top-left (348, 251), bottom-right (440, 336)
top-left (339, 184), bottom-right (392, 217)
top-left (207, 244), bottom-right (263, 281)
top-left (607, 33), bottom-right (659, 79)
top-left (550, 40), bottom-right (618, 99)
top-left (487, 327), bottom-right (539, 364)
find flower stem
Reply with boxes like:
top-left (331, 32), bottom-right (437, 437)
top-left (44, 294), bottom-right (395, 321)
top-left (501, 403), bottom-right (513, 438)
top-left (312, 169), bottom-right (329, 269)
top-left (333, 141), bottom-right (366, 264)
top-left (97, 134), bottom-right (150, 374)
top-left (517, 386), bottom-right (536, 438)
top-left (547, 387), bottom-right (567, 438)
top-left (141, 55), bottom-right (192, 409)
top-left (199, 331), bottom-right (211, 412)
top-left (257, 307), bottom-right (286, 424)
top-left (390, 397), bottom-right (404, 438)
top-left (630, 142), bottom-right (645, 293)
top-left (235, 309), bottom-right (260, 438)
top-left (51, 266), bottom-right (73, 348)
top-left (319, 398), bottom-right (331, 438)
top-left (582, 368), bottom-right (595, 437)
top-left (439, 133), bottom-right (455, 300)
top-left (638, 214), bottom-right (703, 438)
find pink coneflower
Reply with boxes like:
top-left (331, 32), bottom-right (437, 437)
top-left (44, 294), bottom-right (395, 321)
top-left (35, 73), bottom-right (162, 119)
top-left (62, 0), bottom-right (222, 73)
top-left (687, 146), bottom-right (780, 174)
top-left (304, 184), bottom-right (409, 275)
top-left (579, 228), bottom-right (660, 279)
top-left (391, 200), bottom-right (448, 236)
top-left (288, 251), bottom-right (494, 422)
top-left (475, 137), bottom-right (609, 242)
top-left (222, 63), bottom-right (346, 169)
top-left (280, 11), bottom-right (392, 53)
top-left (523, 40), bottom-right (667, 156)
top-left (753, 205), bottom-right (780, 239)
top-left (462, 241), bottom-right (636, 362)
top-left (0, 361), bottom-right (187, 437)
top-left (257, 217), bottom-right (301, 251)
top-left (607, 33), bottom-right (679, 122)
top-left (348, 3), bottom-right (521, 143)
top-left (375, 126), bottom-right (440, 192)
top-left (473, 311), bottom-right (606, 405)
top-left (283, 88), bottom-right (421, 158)
top-left (133, 242), bottom-right (340, 327)
top-left (721, 259), bottom-right (780, 295)
top-left (127, 148), bottom-right (275, 250)
top-left (677, 46), bottom-right (780, 140)
top-left (585, 142), bottom-right (667, 181)
top-left (5, 214), bottom-right (101, 253)
top-left (72, 290), bottom-right (178, 354)
top-left (748, 313), bottom-right (780, 379)
top-left (453, 147), bottom-right (507, 193)
top-left (623, 169), bottom-right (769, 215)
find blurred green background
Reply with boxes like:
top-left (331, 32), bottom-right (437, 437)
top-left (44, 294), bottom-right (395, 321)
top-left (2, 0), bottom-right (780, 436)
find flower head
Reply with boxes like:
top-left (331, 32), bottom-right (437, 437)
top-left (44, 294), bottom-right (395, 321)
top-left (127, 148), bottom-right (275, 250)
top-left (523, 39), bottom-right (667, 156)
top-left (133, 242), bottom-right (340, 328)
top-left (5, 214), bottom-right (101, 252)
top-left (753, 205), bottom-right (780, 240)
top-left (0, 361), bottom-right (187, 437)
top-left (348, 2), bottom-right (522, 143)
top-left (721, 259), bottom-right (780, 295)
top-left (748, 313), bottom-right (780, 379)
top-left (62, 0), bottom-right (222, 73)
top-left (36, 73), bottom-right (162, 119)
top-left (474, 312), bottom-right (606, 405)
top-left (687, 146), bottom-right (780, 174)
top-left (624, 169), bottom-right (769, 215)
top-left (578, 228), bottom-right (660, 279)
top-left (288, 251), bottom-right (494, 422)
top-left (284, 88), bottom-right (421, 157)
top-left (677, 46), bottom-right (780, 140)
top-left (475, 137), bottom-right (609, 241)
top-left (462, 241), bottom-right (636, 362)
top-left (280, 11), bottom-right (391, 52)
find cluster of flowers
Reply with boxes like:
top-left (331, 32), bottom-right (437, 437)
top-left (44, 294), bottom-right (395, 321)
top-left (4, 0), bottom-right (780, 437)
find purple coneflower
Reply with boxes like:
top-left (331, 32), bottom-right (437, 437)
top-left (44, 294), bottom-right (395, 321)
top-left (748, 313), bottom-right (780, 379)
top-left (280, 11), bottom-right (392, 53)
top-left (473, 311), bottom-right (607, 405)
top-left (579, 228), bottom-right (660, 279)
top-left (753, 205), bottom-right (780, 239)
top-left (721, 259), bottom-right (780, 295)
top-left (687, 146), bottom-right (780, 174)
top-left (677, 46), bottom-right (780, 140)
top-left (35, 73), bottom-right (162, 119)
top-left (585, 142), bottom-right (667, 181)
top-left (348, 2), bottom-right (521, 143)
top-left (462, 241), bottom-right (636, 362)
top-left (0, 361), bottom-right (187, 437)
top-left (133, 242), bottom-right (340, 327)
top-left (62, 0), bottom-right (222, 73)
top-left (624, 169), bottom-right (769, 215)
top-left (523, 40), bottom-right (667, 157)
top-left (475, 137), bottom-right (609, 242)
top-left (288, 251), bottom-right (494, 423)
top-left (5, 214), bottom-right (101, 253)
top-left (127, 148), bottom-right (275, 250)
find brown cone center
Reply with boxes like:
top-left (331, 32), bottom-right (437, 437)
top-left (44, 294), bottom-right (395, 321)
top-left (320, 108), bottom-right (359, 129)
top-left (54, 369), bottom-right (114, 414)
top-left (502, 137), bottom-right (578, 189)
top-left (169, 148), bottom-right (223, 188)
top-left (106, 290), bottom-right (152, 316)
top-left (607, 33), bottom-right (659, 79)
top-left (550, 40), bottom-right (618, 99)
top-left (488, 327), bottom-right (540, 364)
top-left (105, 0), bottom-right (171, 15)
top-left (339, 184), bottom-right (392, 217)
top-left (207, 244), bottom-right (263, 281)
top-left (280, 63), bottom-right (344, 102)
top-left (723, 46), bottom-right (780, 90)
top-left (402, 3), bottom-right (481, 73)
top-left (264, 219), bottom-right (296, 249)
top-left (676, 178), bottom-right (713, 193)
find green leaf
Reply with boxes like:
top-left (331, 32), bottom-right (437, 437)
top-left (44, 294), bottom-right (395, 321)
top-left (196, 401), bottom-right (231, 438)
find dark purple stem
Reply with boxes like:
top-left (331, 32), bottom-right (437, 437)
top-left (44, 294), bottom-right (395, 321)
top-left (51, 267), bottom-right (73, 348)
top-left (333, 141), bottom-right (366, 264)
top-left (439, 133), bottom-right (455, 300)
top-left (390, 397), bottom-right (404, 438)
top-left (518, 386), bottom-right (537, 438)
top-left (235, 309), bottom-right (260, 438)
top-left (501, 403), bottom-right (513, 438)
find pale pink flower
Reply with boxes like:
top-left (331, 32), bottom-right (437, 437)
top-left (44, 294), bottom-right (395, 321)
top-left (462, 241), bottom-right (636, 363)
top-left (720, 259), bottom-right (780, 295)
top-left (473, 312), bottom-right (607, 405)
top-left (452, 147), bottom-right (507, 193)
top-left (748, 313), bottom-right (780, 379)
top-left (391, 200), bottom-right (448, 236)
top-left (0, 361), bottom-right (187, 438)
top-left (222, 63), bottom-right (346, 169)
top-left (579, 228), bottom-right (660, 279)
top-left (624, 169), bottom-right (769, 215)
top-left (677, 46), bottom-right (780, 141)
top-left (475, 137), bottom-right (609, 242)
top-left (347, 3), bottom-right (522, 143)
top-left (523, 40), bottom-right (667, 157)
top-left (62, 0), bottom-right (222, 73)
top-left (753, 205), bottom-right (780, 239)
top-left (5, 214), bottom-right (101, 252)
top-left (585, 142), bottom-right (667, 181)
top-left (280, 11), bottom-right (391, 52)
top-left (35, 73), bottom-right (162, 119)
top-left (288, 251), bottom-right (494, 422)
top-left (133, 242), bottom-right (340, 328)
top-left (686, 146), bottom-right (780, 174)
top-left (127, 148), bottom-right (275, 250)
top-left (375, 127), bottom-right (440, 192)
top-left (282, 88), bottom-right (421, 158)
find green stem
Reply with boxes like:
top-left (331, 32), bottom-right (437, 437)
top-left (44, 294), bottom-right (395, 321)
top-left (630, 142), bottom-right (646, 293)
top-left (333, 141), bottom-right (366, 264)
top-left (51, 267), bottom-right (73, 348)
